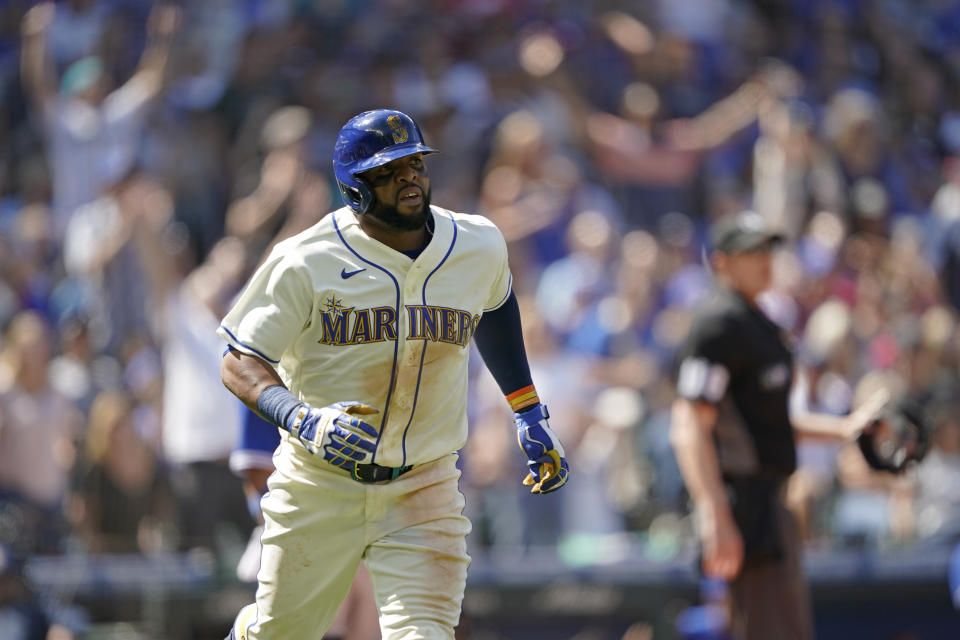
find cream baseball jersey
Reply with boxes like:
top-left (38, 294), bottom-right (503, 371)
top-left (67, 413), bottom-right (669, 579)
top-left (218, 205), bottom-right (512, 468)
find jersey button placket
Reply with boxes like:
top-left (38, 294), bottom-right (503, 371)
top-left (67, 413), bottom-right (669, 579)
top-left (391, 268), bottom-right (422, 438)
top-left (401, 276), bottom-right (421, 367)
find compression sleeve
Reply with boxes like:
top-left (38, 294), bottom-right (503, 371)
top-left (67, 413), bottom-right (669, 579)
top-left (256, 384), bottom-right (303, 431)
top-left (473, 291), bottom-right (539, 411)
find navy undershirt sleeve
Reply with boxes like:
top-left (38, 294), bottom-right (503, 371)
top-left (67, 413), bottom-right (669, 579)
top-left (472, 291), bottom-right (534, 396)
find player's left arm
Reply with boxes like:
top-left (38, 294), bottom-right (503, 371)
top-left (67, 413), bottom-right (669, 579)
top-left (473, 291), bottom-right (569, 494)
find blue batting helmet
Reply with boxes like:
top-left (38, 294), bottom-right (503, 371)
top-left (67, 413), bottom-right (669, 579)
top-left (333, 109), bottom-right (437, 214)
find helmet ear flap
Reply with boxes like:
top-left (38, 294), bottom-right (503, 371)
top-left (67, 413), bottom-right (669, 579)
top-left (354, 176), bottom-right (375, 215)
top-left (336, 176), bottom-right (376, 215)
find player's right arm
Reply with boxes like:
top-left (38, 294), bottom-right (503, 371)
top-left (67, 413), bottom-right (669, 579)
top-left (221, 349), bottom-right (285, 412)
top-left (218, 243), bottom-right (378, 471)
top-left (220, 348), bottom-right (379, 470)
top-left (669, 397), bottom-right (743, 580)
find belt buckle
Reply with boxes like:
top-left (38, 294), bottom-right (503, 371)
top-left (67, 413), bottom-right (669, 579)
top-left (351, 462), bottom-right (384, 483)
top-left (349, 462), bottom-right (407, 483)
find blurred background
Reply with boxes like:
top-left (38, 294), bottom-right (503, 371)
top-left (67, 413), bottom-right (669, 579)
top-left (1, 0), bottom-right (960, 638)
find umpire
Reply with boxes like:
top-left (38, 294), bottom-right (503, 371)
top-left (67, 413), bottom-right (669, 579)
top-left (670, 211), bottom-right (883, 639)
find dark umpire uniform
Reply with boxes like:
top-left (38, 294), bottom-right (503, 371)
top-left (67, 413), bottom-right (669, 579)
top-left (672, 212), bottom-right (813, 640)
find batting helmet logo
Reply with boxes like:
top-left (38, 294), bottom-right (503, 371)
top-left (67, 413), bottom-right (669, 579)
top-left (387, 114), bottom-right (409, 143)
top-left (333, 109), bottom-right (437, 214)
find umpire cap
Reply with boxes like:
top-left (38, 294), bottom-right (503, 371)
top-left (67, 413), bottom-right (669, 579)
top-left (710, 211), bottom-right (785, 254)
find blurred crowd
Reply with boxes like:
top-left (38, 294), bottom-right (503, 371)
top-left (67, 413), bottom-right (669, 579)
top-left (2, 0), bottom-right (960, 632)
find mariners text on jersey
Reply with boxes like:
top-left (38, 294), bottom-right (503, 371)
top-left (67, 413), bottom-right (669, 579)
top-left (217, 205), bottom-right (513, 468)
top-left (317, 297), bottom-right (481, 347)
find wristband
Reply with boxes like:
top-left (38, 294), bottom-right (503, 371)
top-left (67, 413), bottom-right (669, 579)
top-left (256, 385), bottom-right (303, 431)
top-left (506, 385), bottom-right (539, 412)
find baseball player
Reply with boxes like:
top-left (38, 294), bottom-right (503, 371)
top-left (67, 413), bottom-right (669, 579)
top-left (221, 109), bottom-right (569, 639)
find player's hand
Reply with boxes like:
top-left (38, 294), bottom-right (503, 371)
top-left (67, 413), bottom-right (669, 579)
top-left (699, 502), bottom-right (744, 580)
top-left (289, 401), bottom-right (379, 469)
top-left (514, 403), bottom-right (569, 494)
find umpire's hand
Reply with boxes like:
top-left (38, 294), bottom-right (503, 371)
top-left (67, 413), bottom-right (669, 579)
top-left (699, 502), bottom-right (744, 580)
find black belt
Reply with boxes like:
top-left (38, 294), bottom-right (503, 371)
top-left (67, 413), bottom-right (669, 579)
top-left (350, 462), bottom-right (414, 483)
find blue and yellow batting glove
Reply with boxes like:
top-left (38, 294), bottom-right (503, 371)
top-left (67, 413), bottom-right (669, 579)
top-left (288, 401), bottom-right (379, 469)
top-left (514, 403), bottom-right (569, 494)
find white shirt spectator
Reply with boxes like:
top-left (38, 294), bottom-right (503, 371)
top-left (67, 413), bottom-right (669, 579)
top-left (0, 385), bottom-right (77, 507)
top-left (161, 287), bottom-right (242, 464)
top-left (44, 80), bottom-right (153, 234)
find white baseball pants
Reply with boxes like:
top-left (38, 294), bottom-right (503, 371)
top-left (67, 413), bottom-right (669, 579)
top-left (239, 439), bottom-right (471, 639)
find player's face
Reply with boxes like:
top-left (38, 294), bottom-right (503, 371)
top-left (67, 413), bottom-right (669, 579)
top-left (361, 153), bottom-right (431, 231)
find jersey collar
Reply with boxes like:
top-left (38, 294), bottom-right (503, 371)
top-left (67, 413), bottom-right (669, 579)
top-left (333, 205), bottom-right (455, 267)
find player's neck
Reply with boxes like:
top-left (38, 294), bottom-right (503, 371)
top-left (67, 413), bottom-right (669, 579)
top-left (358, 215), bottom-right (430, 252)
